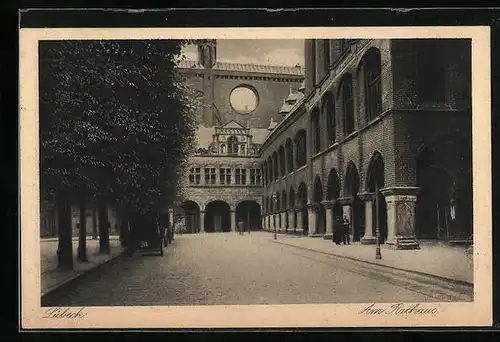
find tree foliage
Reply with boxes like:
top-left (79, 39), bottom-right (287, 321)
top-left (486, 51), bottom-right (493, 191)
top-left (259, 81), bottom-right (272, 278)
top-left (40, 39), bottom-right (199, 214)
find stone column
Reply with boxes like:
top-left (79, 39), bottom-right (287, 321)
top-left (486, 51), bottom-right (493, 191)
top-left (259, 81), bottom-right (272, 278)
top-left (168, 208), bottom-right (174, 228)
top-left (230, 210), bottom-right (236, 232)
top-left (321, 200), bottom-right (334, 240)
top-left (295, 206), bottom-right (303, 235)
top-left (288, 209), bottom-right (296, 233)
top-left (381, 187), bottom-right (420, 250)
top-left (280, 211), bottom-right (287, 233)
top-left (199, 210), bottom-right (205, 233)
top-left (307, 203), bottom-right (319, 236)
top-left (359, 192), bottom-right (376, 244)
top-left (261, 216), bottom-right (265, 231)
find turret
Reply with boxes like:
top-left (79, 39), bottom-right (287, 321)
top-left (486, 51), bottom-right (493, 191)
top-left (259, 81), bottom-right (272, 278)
top-left (197, 39), bottom-right (217, 68)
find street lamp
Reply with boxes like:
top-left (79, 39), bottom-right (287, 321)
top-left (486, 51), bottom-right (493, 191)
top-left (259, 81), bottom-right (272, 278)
top-left (272, 192), bottom-right (278, 240)
top-left (375, 183), bottom-right (382, 260)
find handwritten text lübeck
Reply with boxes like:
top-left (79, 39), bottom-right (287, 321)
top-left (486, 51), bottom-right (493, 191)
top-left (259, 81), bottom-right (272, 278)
top-left (43, 307), bottom-right (87, 319)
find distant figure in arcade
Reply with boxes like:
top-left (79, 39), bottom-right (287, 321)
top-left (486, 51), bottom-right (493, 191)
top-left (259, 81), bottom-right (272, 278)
top-left (333, 216), bottom-right (343, 245)
top-left (342, 215), bottom-right (351, 245)
top-left (237, 220), bottom-right (244, 235)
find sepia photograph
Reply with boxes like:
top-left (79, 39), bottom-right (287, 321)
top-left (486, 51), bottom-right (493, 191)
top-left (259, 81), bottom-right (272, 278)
top-left (20, 26), bottom-right (491, 329)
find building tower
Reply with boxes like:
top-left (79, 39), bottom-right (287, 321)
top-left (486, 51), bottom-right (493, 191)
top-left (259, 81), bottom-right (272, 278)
top-left (198, 39), bottom-right (218, 127)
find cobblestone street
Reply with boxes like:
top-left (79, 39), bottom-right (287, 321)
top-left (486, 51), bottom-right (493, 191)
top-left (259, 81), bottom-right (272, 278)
top-left (42, 232), bottom-right (473, 307)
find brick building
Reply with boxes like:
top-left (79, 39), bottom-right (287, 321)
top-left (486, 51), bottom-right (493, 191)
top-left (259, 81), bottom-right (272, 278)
top-left (169, 40), bottom-right (305, 233)
top-left (173, 38), bottom-right (473, 250)
top-left (259, 38), bottom-right (472, 249)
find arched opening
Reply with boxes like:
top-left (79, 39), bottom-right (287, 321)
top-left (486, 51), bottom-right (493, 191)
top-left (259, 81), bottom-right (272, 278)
top-left (345, 162), bottom-right (364, 241)
top-left (278, 146), bottom-right (286, 177)
top-left (361, 48), bottom-right (382, 123)
top-left (267, 156), bottom-right (273, 183)
top-left (272, 152), bottom-right (279, 181)
top-left (313, 176), bottom-right (326, 235)
top-left (311, 107), bottom-right (321, 154)
top-left (366, 152), bottom-right (388, 243)
top-left (298, 182), bottom-right (309, 235)
top-left (322, 92), bottom-right (336, 146)
top-left (178, 200), bottom-right (200, 234)
top-left (416, 138), bottom-right (472, 241)
top-left (285, 138), bottom-right (294, 173)
top-left (289, 187), bottom-right (296, 231)
top-left (235, 200), bottom-right (262, 232)
top-left (295, 130), bottom-right (307, 167)
top-left (339, 73), bottom-right (355, 136)
top-left (204, 200), bottom-right (231, 233)
top-left (227, 136), bottom-right (239, 155)
top-left (262, 161), bottom-right (268, 186)
top-left (327, 168), bottom-right (343, 231)
top-left (281, 190), bottom-right (288, 230)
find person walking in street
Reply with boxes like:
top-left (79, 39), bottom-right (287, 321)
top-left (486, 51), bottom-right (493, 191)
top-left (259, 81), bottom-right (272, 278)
top-left (333, 216), bottom-right (342, 245)
top-left (342, 215), bottom-right (351, 245)
top-left (237, 220), bottom-right (244, 235)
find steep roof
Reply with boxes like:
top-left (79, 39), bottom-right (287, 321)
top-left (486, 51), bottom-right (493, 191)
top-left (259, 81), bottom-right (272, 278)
top-left (221, 120), bottom-right (246, 129)
top-left (176, 59), bottom-right (305, 76)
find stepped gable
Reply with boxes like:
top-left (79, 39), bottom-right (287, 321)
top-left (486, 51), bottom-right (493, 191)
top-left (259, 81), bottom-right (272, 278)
top-left (176, 59), bottom-right (305, 76)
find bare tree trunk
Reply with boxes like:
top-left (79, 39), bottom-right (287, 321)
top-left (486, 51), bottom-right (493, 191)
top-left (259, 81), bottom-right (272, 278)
top-left (77, 193), bottom-right (88, 261)
top-left (92, 204), bottom-right (98, 240)
top-left (119, 208), bottom-right (129, 248)
top-left (57, 191), bottom-right (73, 269)
top-left (98, 199), bottom-right (110, 254)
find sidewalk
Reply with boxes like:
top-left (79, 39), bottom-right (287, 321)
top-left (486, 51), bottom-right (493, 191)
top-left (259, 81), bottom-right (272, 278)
top-left (41, 236), bottom-right (125, 296)
top-left (272, 234), bottom-right (473, 285)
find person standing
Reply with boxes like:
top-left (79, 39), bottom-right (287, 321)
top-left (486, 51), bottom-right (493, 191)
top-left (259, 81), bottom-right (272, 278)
top-left (342, 216), bottom-right (351, 245)
top-left (333, 216), bottom-right (342, 245)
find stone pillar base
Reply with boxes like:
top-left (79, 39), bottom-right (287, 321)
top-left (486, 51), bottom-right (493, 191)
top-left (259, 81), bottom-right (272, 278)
top-left (295, 229), bottom-right (304, 236)
top-left (360, 236), bottom-right (377, 245)
top-left (323, 233), bottom-right (333, 240)
top-left (386, 236), bottom-right (420, 250)
top-left (308, 234), bottom-right (324, 238)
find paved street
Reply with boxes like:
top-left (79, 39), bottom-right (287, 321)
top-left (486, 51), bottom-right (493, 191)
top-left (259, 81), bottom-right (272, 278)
top-left (41, 232), bottom-right (473, 307)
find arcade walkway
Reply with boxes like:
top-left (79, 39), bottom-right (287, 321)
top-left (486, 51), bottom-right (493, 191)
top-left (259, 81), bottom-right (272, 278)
top-left (42, 232), bottom-right (473, 307)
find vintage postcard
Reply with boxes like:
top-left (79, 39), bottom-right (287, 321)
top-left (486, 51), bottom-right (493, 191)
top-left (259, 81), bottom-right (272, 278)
top-left (20, 26), bottom-right (491, 329)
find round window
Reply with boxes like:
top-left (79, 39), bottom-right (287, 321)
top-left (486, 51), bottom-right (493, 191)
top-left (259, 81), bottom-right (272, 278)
top-left (229, 85), bottom-right (258, 114)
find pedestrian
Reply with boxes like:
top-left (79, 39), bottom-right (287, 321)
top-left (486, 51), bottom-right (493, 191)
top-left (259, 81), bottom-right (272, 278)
top-left (333, 216), bottom-right (342, 245)
top-left (342, 216), bottom-right (351, 245)
top-left (237, 220), bottom-right (244, 235)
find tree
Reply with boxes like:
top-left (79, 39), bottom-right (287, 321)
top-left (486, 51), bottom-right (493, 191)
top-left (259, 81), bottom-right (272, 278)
top-left (39, 39), bottom-right (199, 266)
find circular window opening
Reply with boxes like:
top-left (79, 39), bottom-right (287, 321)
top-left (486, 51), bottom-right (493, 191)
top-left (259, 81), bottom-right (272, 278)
top-left (229, 85), bottom-right (258, 114)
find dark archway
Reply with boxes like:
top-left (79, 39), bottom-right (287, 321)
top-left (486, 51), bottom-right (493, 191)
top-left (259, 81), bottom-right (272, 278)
top-left (281, 190), bottom-right (288, 230)
top-left (289, 187), bottom-right (296, 232)
top-left (298, 182), bottom-right (309, 235)
top-left (366, 152), bottom-right (388, 242)
top-left (236, 200), bottom-right (262, 232)
top-left (179, 200), bottom-right (200, 233)
top-left (204, 200), bottom-right (231, 233)
top-left (327, 168), bottom-right (343, 231)
top-left (345, 162), bottom-right (364, 241)
top-left (313, 176), bottom-right (326, 235)
top-left (416, 137), bottom-right (472, 241)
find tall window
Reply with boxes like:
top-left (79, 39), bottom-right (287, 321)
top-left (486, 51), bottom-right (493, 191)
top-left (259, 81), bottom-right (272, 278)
top-left (204, 167), bottom-right (216, 185)
top-left (272, 152), bottom-right (279, 180)
top-left (278, 146), bottom-right (286, 177)
top-left (418, 40), bottom-right (446, 103)
top-left (220, 144), bottom-right (226, 154)
top-left (285, 139), bottom-right (294, 173)
top-left (312, 109), bottom-right (321, 153)
top-left (219, 168), bottom-right (231, 185)
top-left (295, 130), bottom-right (307, 167)
top-left (323, 39), bottom-right (331, 71)
top-left (364, 48), bottom-right (382, 122)
top-left (250, 168), bottom-right (261, 185)
top-left (235, 168), bottom-right (247, 185)
top-left (341, 74), bottom-right (355, 136)
top-left (227, 136), bottom-right (239, 154)
top-left (189, 167), bottom-right (201, 184)
top-left (323, 94), bottom-right (336, 146)
top-left (268, 156), bottom-right (273, 182)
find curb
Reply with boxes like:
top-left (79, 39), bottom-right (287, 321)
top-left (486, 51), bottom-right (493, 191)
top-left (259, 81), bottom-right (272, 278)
top-left (41, 248), bottom-right (127, 301)
top-left (272, 239), bottom-right (474, 288)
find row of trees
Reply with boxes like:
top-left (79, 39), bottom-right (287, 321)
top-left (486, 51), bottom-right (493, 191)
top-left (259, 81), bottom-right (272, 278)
top-left (40, 39), bottom-right (199, 268)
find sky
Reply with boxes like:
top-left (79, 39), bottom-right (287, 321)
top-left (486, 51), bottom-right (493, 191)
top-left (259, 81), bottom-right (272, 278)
top-left (180, 39), bottom-right (304, 67)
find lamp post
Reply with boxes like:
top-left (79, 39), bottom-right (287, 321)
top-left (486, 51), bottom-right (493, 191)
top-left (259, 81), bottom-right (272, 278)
top-left (375, 183), bottom-right (382, 259)
top-left (272, 193), bottom-right (278, 240)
